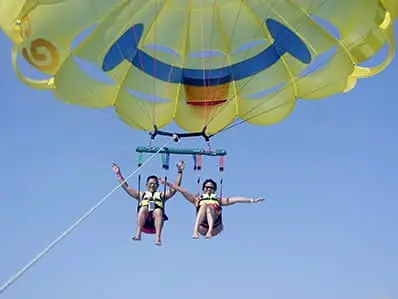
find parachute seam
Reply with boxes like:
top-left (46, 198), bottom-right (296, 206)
top-left (172, 5), bottom-right (192, 121)
top-left (203, 1), bottom-right (243, 130)
top-left (47, 0), bottom-right (149, 131)
top-left (211, 0), bottom-right (330, 126)
top-left (214, 21), bottom-right (390, 136)
top-left (244, 0), bottom-right (299, 121)
top-left (138, 0), bottom-right (172, 127)
top-left (202, 0), bottom-right (258, 128)
top-left (204, 0), bottom-right (287, 127)
top-left (77, 0), bottom-right (151, 130)
top-left (86, 0), bottom-right (161, 130)
top-left (110, 0), bottom-right (167, 131)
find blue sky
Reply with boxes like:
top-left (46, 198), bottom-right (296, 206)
top-left (1, 21), bottom-right (398, 299)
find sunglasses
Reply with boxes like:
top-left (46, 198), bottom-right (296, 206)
top-left (204, 185), bottom-right (214, 189)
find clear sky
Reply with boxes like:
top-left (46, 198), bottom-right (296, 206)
top-left (0, 20), bottom-right (397, 299)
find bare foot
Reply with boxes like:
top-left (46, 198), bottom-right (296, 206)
top-left (132, 235), bottom-right (141, 241)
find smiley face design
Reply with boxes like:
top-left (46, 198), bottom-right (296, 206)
top-left (1, 0), bottom-right (396, 136)
top-left (102, 18), bottom-right (312, 107)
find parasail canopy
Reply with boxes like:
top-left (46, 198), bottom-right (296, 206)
top-left (1, 0), bottom-right (397, 135)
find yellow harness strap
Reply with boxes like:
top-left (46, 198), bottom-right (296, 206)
top-left (139, 191), bottom-right (164, 209)
top-left (199, 193), bottom-right (220, 206)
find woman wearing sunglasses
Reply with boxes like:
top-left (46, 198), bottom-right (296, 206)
top-left (159, 177), bottom-right (264, 239)
top-left (112, 160), bottom-right (185, 246)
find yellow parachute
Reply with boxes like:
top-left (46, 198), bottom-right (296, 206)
top-left (1, 0), bottom-right (397, 135)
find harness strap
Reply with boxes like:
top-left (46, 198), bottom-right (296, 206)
top-left (219, 156), bottom-right (224, 199)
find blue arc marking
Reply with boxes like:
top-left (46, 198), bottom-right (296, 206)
top-left (102, 18), bottom-right (312, 87)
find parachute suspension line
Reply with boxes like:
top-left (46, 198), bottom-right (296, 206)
top-left (198, 0), bottom-right (208, 119)
top-left (208, 0), bottom-right (218, 90)
top-left (163, 173), bottom-right (168, 202)
top-left (0, 138), bottom-right (174, 296)
top-left (151, 0), bottom-right (158, 124)
top-left (161, 152), bottom-right (170, 170)
top-left (137, 152), bottom-right (143, 201)
top-left (193, 154), bottom-right (202, 196)
top-left (197, 155), bottom-right (202, 196)
top-left (218, 156), bottom-right (225, 199)
top-left (204, 0), bottom-right (243, 128)
top-left (161, 152), bottom-right (170, 205)
top-left (202, 0), bottom-right (321, 130)
top-left (137, 151), bottom-right (143, 167)
top-left (208, 0), bottom-right (334, 136)
top-left (138, 173), bottom-right (141, 201)
top-left (192, 154), bottom-right (197, 193)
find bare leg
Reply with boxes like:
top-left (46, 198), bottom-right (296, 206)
top-left (153, 208), bottom-right (164, 246)
top-left (133, 207), bottom-right (148, 241)
top-left (193, 205), bottom-right (207, 239)
top-left (199, 222), bottom-right (223, 237)
top-left (205, 206), bottom-right (216, 238)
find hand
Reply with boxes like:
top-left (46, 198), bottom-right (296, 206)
top-left (112, 163), bottom-right (121, 175)
top-left (158, 177), bottom-right (175, 188)
top-left (176, 160), bottom-right (184, 172)
top-left (252, 197), bottom-right (265, 203)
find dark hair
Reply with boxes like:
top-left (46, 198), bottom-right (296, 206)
top-left (146, 175), bottom-right (159, 185)
top-left (202, 179), bottom-right (217, 191)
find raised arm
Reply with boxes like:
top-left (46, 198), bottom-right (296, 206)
top-left (163, 160), bottom-right (184, 200)
top-left (112, 163), bottom-right (140, 200)
top-left (220, 196), bottom-right (265, 206)
top-left (159, 178), bottom-right (198, 204)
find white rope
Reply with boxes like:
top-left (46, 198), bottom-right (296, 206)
top-left (0, 138), bottom-right (174, 295)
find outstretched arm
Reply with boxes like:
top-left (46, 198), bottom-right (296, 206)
top-left (163, 160), bottom-right (184, 200)
top-left (112, 163), bottom-right (140, 200)
top-left (160, 179), bottom-right (197, 205)
top-left (220, 196), bottom-right (265, 206)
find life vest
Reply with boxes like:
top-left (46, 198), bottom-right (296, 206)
top-left (139, 191), bottom-right (164, 211)
top-left (198, 193), bottom-right (220, 207)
